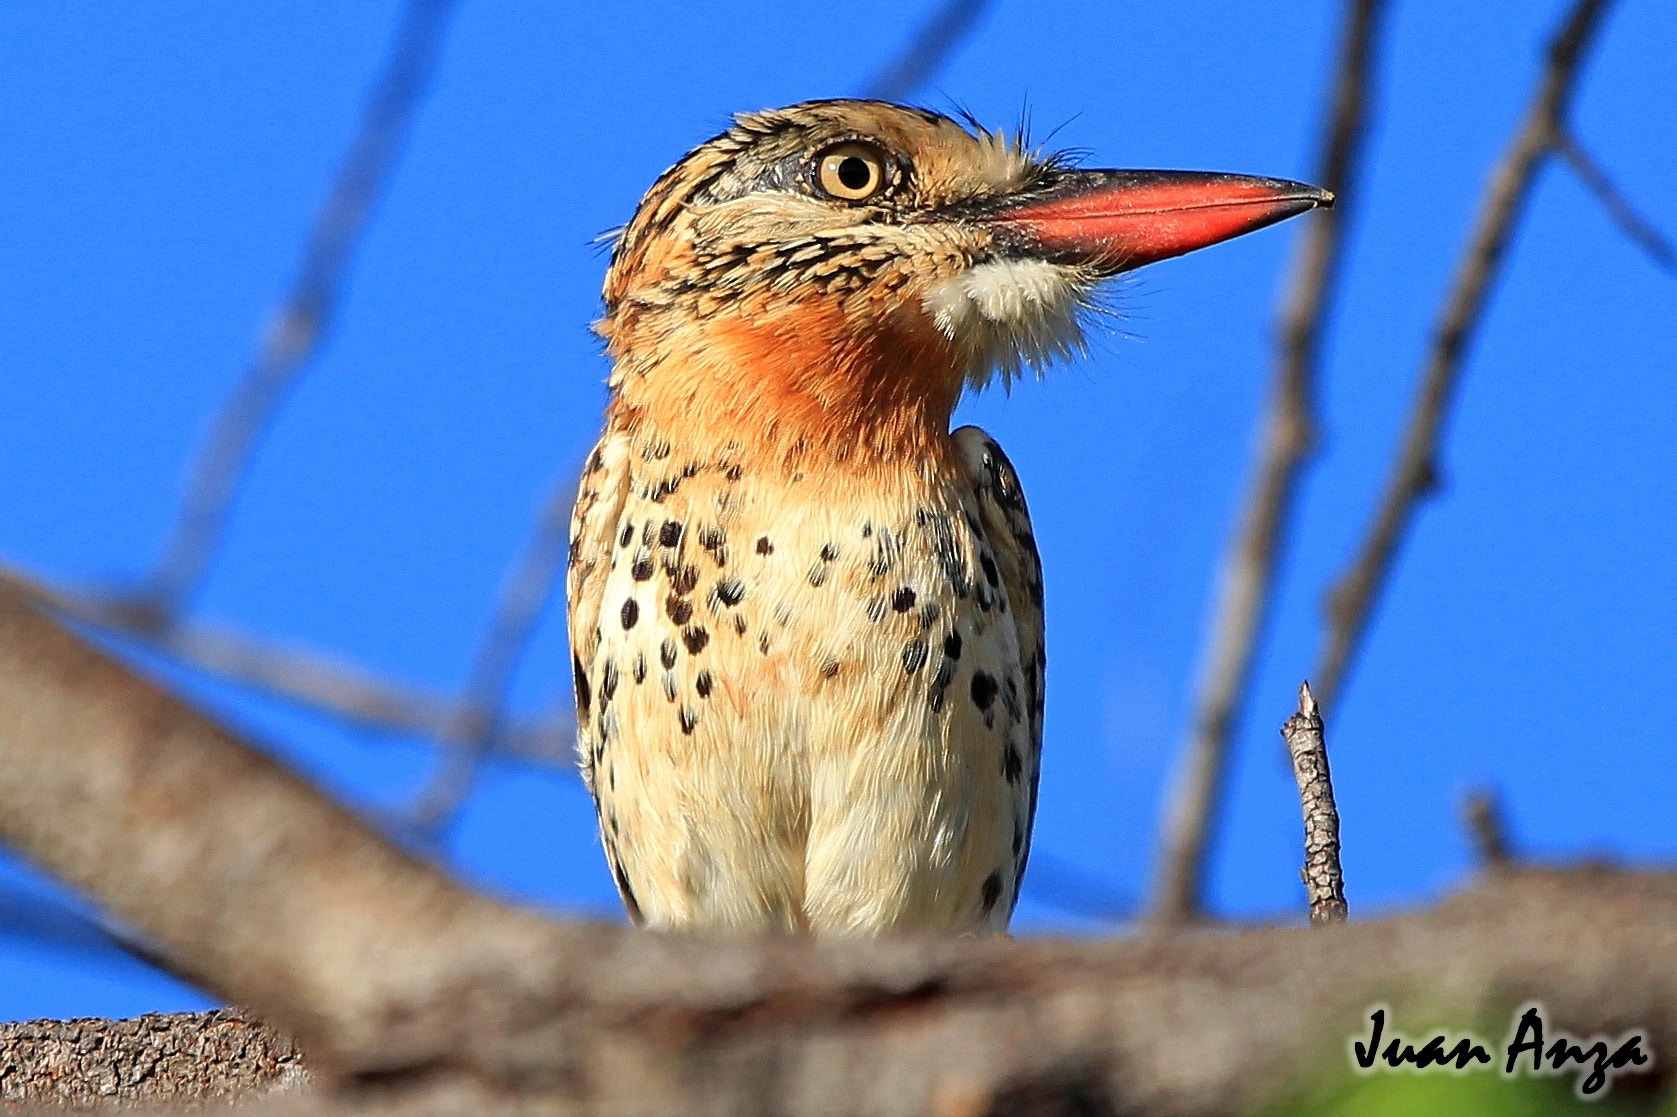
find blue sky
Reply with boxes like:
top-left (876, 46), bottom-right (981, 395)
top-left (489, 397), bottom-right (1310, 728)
top-left (2, 0), bottom-right (1672, 1021)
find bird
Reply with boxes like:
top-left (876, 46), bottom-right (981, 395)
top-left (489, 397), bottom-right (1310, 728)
top-left (567, 100), bottom-right (1329, 935)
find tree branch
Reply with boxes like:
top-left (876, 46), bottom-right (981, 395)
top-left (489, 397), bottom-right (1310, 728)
top-left (1555, 129), bottom-right (1677, 275)
top-left (1149, 0), bottom-right (1390, 928)
top-left (136, 0), bottom-right (461, 619)
top-left (1313, 0), bottom-right (1616, 712)
top-left (862, 0), bottom-right (991, 102)
top-left (0, 567), bottom-right (571, 768)
top-left (1281, 682), bottom-right (1345, 926)
top-left (4, 584), bottom-right (1677, 1114)
top-left (1464, 787), bottom-right (1515, 869)
top-left (407, 469), bottom-right (579, 832)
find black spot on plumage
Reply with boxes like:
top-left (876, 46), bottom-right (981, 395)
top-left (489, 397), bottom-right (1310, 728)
top-left (572, 654), bottom-right (591, 719)
top-left (929, 657), bottom-right (955, 712)
top-left (861, 521), bottom-right (873, 537)
top-left (918, 600), bottom-right (940, 630)
top-left (1012, 821), bottom-right (1024, 856)
top-left (724, 463), bottom-right (744, 482)
top-left (866, 597), bottom-right (887, 623)
top-left (660, 638), bottom-right (678, 670)
top-left (612, 859), bottom-right (640, 920)
top-left (819, 542), bottom-right (839, 562)
top-left (1004, 745), bottom-right (1023, 783)
top-left (600, 660), bottom-right (619, 705)
top-left (671, 563), bottom-right (699, 595)
top-left (980, 553), bottom-right (999, 587)
top-left (633, 652), bottom-right (647, 684)
top-left (620, 598), bottom-right (640, 629)
top-left (699, 525), bottom-right (728, 567)
top-left (970, 670), bottom-right (999, 711)
top-left (1003, 677), bottom-right (1023, 723)
top-left (678, 705), bottom-right (699, 735)
top-left (695, 670), bottom-right (712, 698)
top-left (944, 630), bottom-right (963, 660)
top-left (808, 564), bottom-right (829, 588)
top-left (821, 657), bottom-right (840, 679)
top-left (630, 552), bottom-right (654, 581)
top-left (667, 596), bottom-right (693, 626)
top-left (902, 638), bottom-right (929, 674)
top-left (759, 633), bottom-right (772, 655)
top-left (619, 522), bottom-right (634, 548)
top-left (662, 672), bottom-right (678, 702)
top-left (733, 613), bottom-right (748, 635)
top-left (659, 519), bottom-right (685, 548)
top-left (683, 626), bottom-right (710, 655)
top-left (891, 586), bottom-right (916, 612)
top-left (716, 577), bottom-right (746, 606)
top-left (980, 871), bottom-right (1003, 916)
top-left (755, 535), bottom-right (773, 555)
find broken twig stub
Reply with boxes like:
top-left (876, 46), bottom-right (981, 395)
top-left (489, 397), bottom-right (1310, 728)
top-left (1284, 681), bottom-right (1347, 925)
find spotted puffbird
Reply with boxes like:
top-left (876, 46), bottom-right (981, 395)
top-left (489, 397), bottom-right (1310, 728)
top-left (567, 100), bottom-right (1329, 934)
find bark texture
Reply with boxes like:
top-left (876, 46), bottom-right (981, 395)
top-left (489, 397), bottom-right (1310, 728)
top-left (0, 1009), bottom-right (304, 1108)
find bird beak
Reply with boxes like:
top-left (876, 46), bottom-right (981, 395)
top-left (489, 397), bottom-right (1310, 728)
top-left (976, 170), bottom-right (1333, 273)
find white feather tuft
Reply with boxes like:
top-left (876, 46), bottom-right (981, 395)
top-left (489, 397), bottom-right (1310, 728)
top-left (923, 257), bottom-right (1094, 390)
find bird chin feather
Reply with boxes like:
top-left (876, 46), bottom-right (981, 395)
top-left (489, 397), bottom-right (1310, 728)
top-left (922, 257), bottom-right (1095, 391)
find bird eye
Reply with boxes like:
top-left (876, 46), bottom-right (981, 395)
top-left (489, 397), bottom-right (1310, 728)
top-left (816, 142), bottom-right (888, 202)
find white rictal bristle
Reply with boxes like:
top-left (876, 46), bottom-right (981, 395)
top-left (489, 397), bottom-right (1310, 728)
top-left (923, 257), bottom-right (1090, 389)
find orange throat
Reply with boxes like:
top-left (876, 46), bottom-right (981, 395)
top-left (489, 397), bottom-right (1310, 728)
top-left (605, 294), bottom-right (968, 475)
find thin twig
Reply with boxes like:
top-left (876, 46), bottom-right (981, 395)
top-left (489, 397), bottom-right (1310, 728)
top-left (1463, 787), bottom-right (1514, 869)
top-left (1555, 130), bottom-right (1677, 275)
top-left (136, 0), bottom-right (462, 619)
top-left (862, 0), bottom-right (991, 102)
top-left (0, 567), bottom-right (570, 767)
top-left (1148, 0), bottom-right (1389, 929)
top-left (1281, 682), bottom-right (1346, 926)
top-left (1312, 0), bottom-right (1617, 712)
top-left (407, 472), bottom-right (579, 831)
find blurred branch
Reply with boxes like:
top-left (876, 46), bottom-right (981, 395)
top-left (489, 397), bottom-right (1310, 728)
top-left (1312, 0), bottom-right (1617, 712)
top-left (0, 567), bottom-right (571, 768)
top-left (1281, 682), bottom-right (1346, 926)
top-left (9, 585), bottom-right (1677, 1114)
top-left (1149, 0), bottom-right (1389, 929)
top-left (136, 0), bottom-right (461, 619)
top-left (862, 0), bottom-right (990, 102)
top-left (1464, 787), bottom-right (1514, 869)
top-left (1555, 129), bottom-right (1677, 275)
top-left (407, 469), bottom-right (579, 832)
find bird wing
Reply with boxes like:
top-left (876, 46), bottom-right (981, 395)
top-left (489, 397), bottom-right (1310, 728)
top-left (564, 427), bottom-right (641, 921)
top-left (951, 426), bottom-right (1046, 909)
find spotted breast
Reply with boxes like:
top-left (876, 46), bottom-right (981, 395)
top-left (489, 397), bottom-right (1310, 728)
top-left (567, 422), bottom-right (1043, 934)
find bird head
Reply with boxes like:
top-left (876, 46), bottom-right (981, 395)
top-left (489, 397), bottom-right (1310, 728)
top-left (598, 100), bottom-right (1330, 466)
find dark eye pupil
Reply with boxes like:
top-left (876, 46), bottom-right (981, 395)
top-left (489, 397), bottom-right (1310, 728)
top-left (838, 157), bottom-right (872, 190)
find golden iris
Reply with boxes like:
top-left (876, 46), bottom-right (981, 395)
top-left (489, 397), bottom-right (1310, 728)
top-left (816, 142), bottom-right (887, 201)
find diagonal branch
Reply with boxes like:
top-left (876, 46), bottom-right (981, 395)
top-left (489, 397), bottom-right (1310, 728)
top-left (0, 567), bottom-right (571, 768)
top-left (1555, 129), bottom-right (1677, 275)
top-left (406, 469), bottom-right (579, 832)
top-left (1148, 0), bottom-right (1390, 929)
top-left (136, 0), bottom-right (462, 619)
top-left (1312, 0), bottom-right (1616, 713)
top-left (862, 0), bottom-right (991, 102)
